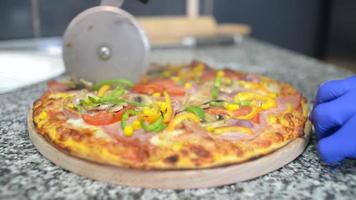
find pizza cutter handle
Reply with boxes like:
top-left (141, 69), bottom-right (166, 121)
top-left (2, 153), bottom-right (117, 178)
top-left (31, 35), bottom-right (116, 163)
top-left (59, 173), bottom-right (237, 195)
top-left (100, 0), bottom-right (149, 7)
top-left (101, 0), bottom-right (125, 7)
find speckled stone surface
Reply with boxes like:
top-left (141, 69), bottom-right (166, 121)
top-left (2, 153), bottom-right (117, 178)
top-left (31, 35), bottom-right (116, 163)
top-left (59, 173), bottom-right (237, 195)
top-left (1, 38), bottom-right (356, 200)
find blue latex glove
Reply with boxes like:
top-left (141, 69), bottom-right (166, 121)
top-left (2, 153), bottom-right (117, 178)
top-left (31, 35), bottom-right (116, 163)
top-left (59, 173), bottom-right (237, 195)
top-left (311, 76), bottom-right (356, 164)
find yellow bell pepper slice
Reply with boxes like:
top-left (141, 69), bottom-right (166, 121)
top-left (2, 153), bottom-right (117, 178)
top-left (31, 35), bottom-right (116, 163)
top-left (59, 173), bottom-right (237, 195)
top-left (213, 126), bottom-right (253, 135)
top-left (235, 106), bottom-right (260, 120)
top-left (167, 112), bottom-right (200, 131)
top-left (163, 91), bottom-right (173, 123)
top-left (97, 84), bottom-right (111, 97)
top-left (225, 103), bottom-right (240, 111)
top-left (141, 105), bottom-right (161, 123)
top-left (141, 92), bottom-right (172, 124)
top-left (234, 92), bottom-right (276, 110)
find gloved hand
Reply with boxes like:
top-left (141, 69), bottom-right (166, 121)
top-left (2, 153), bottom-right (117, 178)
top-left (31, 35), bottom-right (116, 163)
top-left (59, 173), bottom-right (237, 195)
top-left (311, 76), bottom-right (356, 164)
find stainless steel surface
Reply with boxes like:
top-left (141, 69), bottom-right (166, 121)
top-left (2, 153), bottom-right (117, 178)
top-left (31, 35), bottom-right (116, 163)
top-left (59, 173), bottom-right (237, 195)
top-left (98, 45), bottom-right (112, 61)
top-left (62, 2), bottom-right (150, 83)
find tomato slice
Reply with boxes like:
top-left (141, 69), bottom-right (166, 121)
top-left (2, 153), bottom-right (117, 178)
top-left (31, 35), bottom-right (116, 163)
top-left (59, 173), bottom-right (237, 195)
top-left (251, 113), bottom-right (260, 124)
top-left (232, 106), bottom-right (252, 116)
top-left (205, 107), bottom-right (229, 115)
top-left (132, 83), bottom-right (164, 94)
top-left (82, 111), bottom-right (124, 126)
top-left (132, 79), bottom-right (185, 96)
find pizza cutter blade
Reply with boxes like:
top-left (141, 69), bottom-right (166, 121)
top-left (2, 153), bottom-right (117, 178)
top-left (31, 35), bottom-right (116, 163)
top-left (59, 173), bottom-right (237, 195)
top-left (62, 0), bottom-right (150, 83)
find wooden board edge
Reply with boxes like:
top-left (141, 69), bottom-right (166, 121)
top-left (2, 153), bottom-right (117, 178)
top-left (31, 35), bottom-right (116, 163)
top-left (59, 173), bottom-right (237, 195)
top-left (27, 108), bottom-right (311, 189)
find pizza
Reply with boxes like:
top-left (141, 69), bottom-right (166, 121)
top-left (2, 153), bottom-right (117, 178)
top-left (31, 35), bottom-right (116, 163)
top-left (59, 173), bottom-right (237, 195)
top-left (32, 60), bottom-right (308, 169)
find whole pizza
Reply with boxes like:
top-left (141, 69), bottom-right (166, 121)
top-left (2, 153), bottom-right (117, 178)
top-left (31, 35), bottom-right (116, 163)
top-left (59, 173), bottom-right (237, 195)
top-left (32, 61), bottom-right (308, 169)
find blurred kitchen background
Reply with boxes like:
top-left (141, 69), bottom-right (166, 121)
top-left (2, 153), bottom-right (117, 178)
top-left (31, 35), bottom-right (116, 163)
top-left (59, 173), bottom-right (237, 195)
top-left (0, 0), bottom-right (355, 93)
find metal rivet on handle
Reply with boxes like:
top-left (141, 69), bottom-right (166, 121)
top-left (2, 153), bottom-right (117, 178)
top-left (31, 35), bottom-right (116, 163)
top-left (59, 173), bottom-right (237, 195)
top-left (98, 45), bottom-right (112, 61)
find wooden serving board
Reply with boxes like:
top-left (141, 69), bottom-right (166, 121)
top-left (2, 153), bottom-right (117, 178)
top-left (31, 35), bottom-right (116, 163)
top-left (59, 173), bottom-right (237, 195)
top-left (27, 110), bottom-right (311, 189)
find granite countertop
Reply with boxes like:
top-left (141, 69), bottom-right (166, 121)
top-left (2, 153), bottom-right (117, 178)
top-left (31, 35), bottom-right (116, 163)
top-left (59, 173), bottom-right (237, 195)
top-left (1, 38), bottom-right (356, 200)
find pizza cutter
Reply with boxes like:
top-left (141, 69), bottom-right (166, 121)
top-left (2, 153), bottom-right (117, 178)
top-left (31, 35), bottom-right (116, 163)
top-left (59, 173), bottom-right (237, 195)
top-left (62, 0), bottom-right (150, 83)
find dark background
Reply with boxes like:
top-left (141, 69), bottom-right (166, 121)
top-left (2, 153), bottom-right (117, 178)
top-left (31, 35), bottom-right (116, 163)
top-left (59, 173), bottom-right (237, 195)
top-left (0, 0), bottom-right (355, 68)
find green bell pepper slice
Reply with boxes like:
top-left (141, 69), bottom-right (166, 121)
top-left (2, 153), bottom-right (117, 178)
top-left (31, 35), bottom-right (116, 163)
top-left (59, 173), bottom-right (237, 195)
top-left (121, 110), bottom-right (138, 130)
top-left (93, 79), bottom-right (133, 90)
top-left (184, 106), bottom-right (205, 119)
top-left (140, 115), bottom-right (166, 132)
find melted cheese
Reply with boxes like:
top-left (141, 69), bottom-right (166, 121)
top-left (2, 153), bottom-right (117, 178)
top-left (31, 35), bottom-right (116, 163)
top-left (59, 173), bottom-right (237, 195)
top-left (66, 118), bottom-right (111, 140)
top-left (36, 111), bottom-right (48, 128)
top-left (150, 130), bottom-right (184, 150)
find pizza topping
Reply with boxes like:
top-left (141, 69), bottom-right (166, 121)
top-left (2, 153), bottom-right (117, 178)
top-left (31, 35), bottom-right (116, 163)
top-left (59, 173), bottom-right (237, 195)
top-left (141, 104), bottom-right (161, 123)
top-left (97, 84), bottom-right (111, 97)
top-left (182, 121), bottom-right (211, 138)
top-left (75, 89), bottom-right (145, 113)
top-left (184, 82), bottom-right (193, 89)
top-left (234, 92), bottom-right (276, 110)
top-left (216, 114), bottom-right (225, 120)
top-left (85, 104), bottom-right (119, 113)
top-left (140, 115), bottom-right (166, 132)
top-left (211, 70), bottom-right (224, 100)
top-left (92, 79), bottom-right (133, 90)
top-left (119, 110), bottom-right (135, 134)
top-left (228, 119), bottom-right (254, 128)
top-left (205, 107), bottom-right (228, 115)
top-left (82, 111), bottom-right (123, 126)
top-left (175, 62), bottom-right (205, 81)
top-left (68, 61), bottom-right (296, 140)
top-left (239, 100), bottom-right (252, 106)
top-left (104, 85), bottom-right (126, 99)
top-left (133, 95), bottom-right (143, 103)
top-left (101, 121), bottom-right (151, 142)
top-left (208, 99), bottom-right (225, 107)
top-left (107, 105), bottom-right (125, 113)
top-left (167, 112), bottom-right (201, 131)
top-left (132, 79), bottom-right (186, 97)
top-left (235, 106), bottom-right (260, 120)
top-left (162, 92), bottom-right (173, 123)
top-left (224, 103), bottom-right (240, 111)
top-left (184, 106), bottom-right (205, 120)
top-left (204, 106), bottom-right (255, 121)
